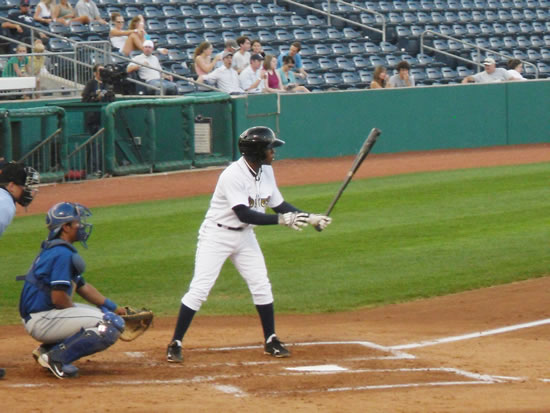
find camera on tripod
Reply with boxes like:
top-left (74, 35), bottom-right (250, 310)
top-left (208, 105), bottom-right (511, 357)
top-left (99, 64), bottom-right (129, 100)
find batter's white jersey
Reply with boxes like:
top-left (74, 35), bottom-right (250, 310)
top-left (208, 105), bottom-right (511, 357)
top-left (0, 188), bottom-right (16, 236)
top-left (204, 157), bottom-right (284, 228)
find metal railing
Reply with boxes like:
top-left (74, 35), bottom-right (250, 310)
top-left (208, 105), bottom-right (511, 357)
top-left (420, 30), bottom-right (539, 79)
top-left (64, 127), bottom-right (106, 180)
top-left (276, 0), bottom-right (386, 42)
top-left (17, 128), bottom-right (64, 181)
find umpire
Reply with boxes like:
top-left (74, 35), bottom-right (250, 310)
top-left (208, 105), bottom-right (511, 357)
top-left (0, 160), bottom-right (40, 378)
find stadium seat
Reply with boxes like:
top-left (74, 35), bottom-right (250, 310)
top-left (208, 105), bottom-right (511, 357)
top-left (359, 13), bottom-right (376, 25)
top-left (335, 56), bottom-right (355, 70)
top-left (275, 29), bottom-right (293, 43)
top-left (273, 15), bottom-right (291, 27)
top-left (407, 0), bottom-right (422, 10)
top-left (165, 18), bottom-right (184, 31)
top-left (214, 4), bottom-right (233, 16)
top-left (219, 17), bottom-right (238, 30)
top-left (256, 16), bottom-right (274, 28)
top-left (342, 71), bottom-right (361, 86)
top-left (359, 70), bottom-right (373, 85)
top-left (144, 6), bottom-right (163, 19)
top-left (410, 67), bottom-right (427, 82)
top-left (505, 22), bottom-right (520, 34)
top-left (348, 42), bottom-right (364, 55)
top-left (331, 43), bottom-right (349, 55)
top-left (343, 27), bottom-right (361, 39)
top-left (147, 19), bottom-right (165, 33)
top-left (301, 58), bottom-right (320, 72)
top-left (364, 41), bottom-right (382, 54)
top-left (290, 15), bottom-right (308, 27)
top-left (327, 28), bottom-right (344, 40)
top-left (485, 10), bottom-right (498, 22)
top-left (124, 6), bottom-right (141, 18)
top-left (167, 49), bottom-right (186, 62)
top-left (162, 6), bottom-right (181, 18)
top-left (257, 30), bottom-right (276, 43)
top-left (458, 11), bottom-right (472, 23)
top-left (250, 3), bottom-right (269, 15)
top-left (352, 55), bottom-right (370, 68)
top-left (368, 55), bottom-right (385, 67)
top-left (306, 15), bottom-right (325, 27)
top-left (293, 28), bottom-right (312, 42)
top-left (323, 72), bottom-right (343, 88)
top-left (537, 62), bottom-right (550, 77)
top-left (318, 56), bottom-right (337, 70)
top-left (519, 22), bottom-right (534, 34)
top-left (49, 21), bottom-right (69, 35)
top-left (237, 17), bottom-right (256, 29)
top-left (311, 28), bottom-right (329, 41)
top-left (305, 73), bottom-right (324, 87)
top-left (262, 45), bottom-right (276, 56)
top-left (197, 4), bottom-right (216, 17)
top-left (267, 3), bottom-right (289, 15)
top-left (176, 80), bottom-right (196, 94)
top-left (527, 49), bottom-right (541, 61)
top-left (465, 23), bottom-right (481, 35)
top-left (69, 21), bottom-right (87, 34)
top-left (183, 33), bottom-right (202, 46)
top-left (517, 36), bottom-right (531, 48)
top-left (203, 32), bottom-right (222, 45)
top-left (180, 5), bottom-right (197, 17)
top-left (221, 32), bottom-right (237, 43)
top-left (232, 4), bottom-right (251, 16)
top-left (488, 37), bottom-right (504, 49)
top-left (49, 37), bottom-right (73, 52)
top-left (385, 54), bottom-right (400, 67)
top-left (202, 18), bottom-right (221, 31)
top-left (300, 44), bottom-right (314, 56)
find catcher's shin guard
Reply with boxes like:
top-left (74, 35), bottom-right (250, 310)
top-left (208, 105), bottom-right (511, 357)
top-left (48, 313), bottom-right (125, 364)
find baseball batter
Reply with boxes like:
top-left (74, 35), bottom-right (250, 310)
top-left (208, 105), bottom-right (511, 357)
top-left (0, 161), bottom-right (40, 379)
top-left (167, 126), bottom-right (332, 362)
top-left (19, 202), bottom-right (127, 379)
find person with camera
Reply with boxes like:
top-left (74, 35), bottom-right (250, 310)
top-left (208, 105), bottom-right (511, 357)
top-left (277, 56), bottom-right (309, 93)
top-left (126, 40), bottom-right (177, 96)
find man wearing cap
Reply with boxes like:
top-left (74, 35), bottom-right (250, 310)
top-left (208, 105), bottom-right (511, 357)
top-left (239, 54), bottom-right (266, 94)
top-left (74, 0), bottom-right (106, 24)
top-left (462, 57), bottom-right (514, 84)
top-left (198, 51), bottom-right (244, 95)
top-left (215, 39), bottom-right (238, 69)
top-left (2, 0), bottom-right (46, 43)
top-left (127, 40), bottom-right (178, 95)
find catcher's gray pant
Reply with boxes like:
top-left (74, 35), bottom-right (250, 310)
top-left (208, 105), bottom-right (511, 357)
top-left (182, 220), bottom-right (274, 311)
top-left (23, 303), bottom-right (104, 344)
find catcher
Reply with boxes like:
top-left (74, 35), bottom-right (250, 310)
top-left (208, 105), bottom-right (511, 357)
top-left (18, 202), bottom-right (152, 379)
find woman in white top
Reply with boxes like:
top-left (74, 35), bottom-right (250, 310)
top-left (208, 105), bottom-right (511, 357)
top-left (193, 42), bottom-right (221, 76)
top-left (109, 12), bottom-right (133, 53)
top-left (34, 0), bottom-right (53, 27)
top-left (507, 58), bottom-right (527, 81)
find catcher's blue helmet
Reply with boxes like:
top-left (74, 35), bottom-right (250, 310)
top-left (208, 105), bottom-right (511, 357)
top-left (46, 202), bottom-right (93, 247)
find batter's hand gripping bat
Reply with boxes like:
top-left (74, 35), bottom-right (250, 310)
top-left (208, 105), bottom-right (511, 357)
top-left (315, 127), bottom-right (382, 232)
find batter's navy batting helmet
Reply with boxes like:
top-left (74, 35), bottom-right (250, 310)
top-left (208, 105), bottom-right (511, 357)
top-left (46, 202), bottom-right (93, 247)
top-left (0, 161), bottom-right (40, 207)
top-left (238, 127), bottom-right (285, 162)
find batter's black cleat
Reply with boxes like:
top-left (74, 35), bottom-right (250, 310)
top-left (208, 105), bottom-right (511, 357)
top-left (0, 368), bottom-right (5, 379)
top-left (38, 353), bottom-right (79, 379)
top-left (264, 334), bottom-right (291, 358)
top-left (167, 340), bottom-right (183, 363)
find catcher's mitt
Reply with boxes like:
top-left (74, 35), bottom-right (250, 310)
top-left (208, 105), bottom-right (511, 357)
top-left (120, 306), bottom-right (154, 342)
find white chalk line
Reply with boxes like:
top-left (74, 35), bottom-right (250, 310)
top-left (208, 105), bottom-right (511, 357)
top-left (390, 318), bottom-right (550, 350)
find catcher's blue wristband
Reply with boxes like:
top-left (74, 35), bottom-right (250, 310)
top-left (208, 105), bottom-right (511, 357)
top-left (103, 298), bottom-right (118, 312)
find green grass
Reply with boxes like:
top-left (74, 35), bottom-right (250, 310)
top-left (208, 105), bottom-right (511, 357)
top-left (1, 162), bottom-right (549, 324)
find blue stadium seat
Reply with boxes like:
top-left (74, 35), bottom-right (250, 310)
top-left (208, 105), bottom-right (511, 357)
top-left (342, 71), bottom-right (361, 86)
top-left (219, 17), bottom-right (238, 30)
top-left (493, 23), bottom-right (507, 35)
top-left (124, 6), bottom-right (141, 18)
top-left (335, 56), bottom-right (355, 70)
top-left (203, 32), bottom-right (222, 45)
top-left (301, 58), bottom-right (320, 72)
top-left (388, 12), bottom-right (404, 24)
top-left (293, 28), bottom-right (312, 42)
top-left (197, 4), bottom-right (216, 17)
top-left (537, 62), bottom-right (550, 77)
top-left (167, 49), bottom-right (186, 62)
top-left (510, 9), bottom-right (523, 21)
top-left (147, 19), bottom-right (166, 33)
top-left (290, 15), bottom-right (308, 27)
top-left (323, 72), bottom-right (343, 88)
top-left (215, 4), bottom-right (233, 16)
top-left (257, 30), bottom-right (276, 43)
top-left (364, 41), bottom-right (382, 54)
top-left (327, 28), bottom-right (344, 40)
top-left (176, 80), bottom-right (196, 94)
top-left (232, 4), bottom-right (252, 16)
top-left (278, 45), bottom-right (290, 55)
top-left (49, 37), bottom-right (73, 52)
top-left (221, 32), bottom-right (237, 43)
top-left (544, 34), bottom-right (550, 47)
top-left (331, 43), bottom-right (348, 55)
top-left (497, 10), bottom-right (512, 21)
top-left (69, 21), bottom-right (87, 34)
top-left (250, 3), bottom-right (268, 15)
top-left (256, 16), bottom-right (274, 28)
top-left (517, 35), bottom-right (531, 48)
top-left (359, 70), bottom-right (373, 85)
top-left (237, 16), bottom-right (256, 29)
top-left (306, 15), bottom-right (325, 27)
top-left (202, 18), bottom-right (221, 30)
top-left (311, 28), bottom-right (328, 41)
top-left (379, 1), bottom-right (394, 11)
top-left (519, 22), bottom-right (534, 34)
top-left (457, 11), bottom-right (472, 22)
top-left (165, 33), bottom-right (185, 47)
top-left (531, 35), bottom-right (544, 48)
top-left (184, 33), bottom-right (202, 46)
top-left (306, 73), bottom-right (324, 87)
top-left (527, 48), bottom-right (541, 61)
top-left (359, 13), bottom-right (375, 25)
top-left (162, 6), bottom-right (182, 18)
top-left (385, 54), bottom-right (400, 67)
top-left (485, 10), bottom-right (498, 22)
top-left (417, 11), bottom-right (431, 23)
top-left (369, 55), bottom-right (385, 67)
top-left (144, 6), bottom-right (163, 19)
top-left (502, 36), bottom-right (518, 48)
top-left (531, 22), bottom-right (545, 35)
top-left (474, 37), bottom-right (489, 49)
top-left (314, 43), bottom-right (332, 55)
top-left (267, 3), bottom-right (289, 15)
top-left (410, 67), bottom-right (426, 82)
top-left (431, 11), bottom-right (445, 23)
top-left (452, 24), bottom-right (467, 36)
top-left (539, 48), bottom-right (550, 63)
top-left (439, 24), bottom-right (453, 36)
top-left (273, 15), bottom-right (291, 27)
top-left (165, 18), bottom-right (184, 31)
top-left (407, 0), bottom-right (422, 10)
top-left (380, 41), bottom-right (398, 53)
top-left (262, 45), bottom-right (276, 56)
top-left (352, 55), bottom-right (370, 68)
top-left (403, 12), bottom-right (418, 23)
top-left (318, 57), bottom-right (337, 71)
top-left (275, 29), bottom-right (293, 43)
top-left (479, 23), bottom-right (494, 35)
top-left (456, 65), bottom-right (473, 77)
top-left (505, 22), bottom-right (520, 34)
top-left (300, 44), bottom-right (314, 56)
top-left (343, 27), bottom-right (361, 39)
top-left (348, 42), bottom-right (364, 54)
top-left (180, 5), bottom-right (197, 17)
top-left (49, 21), bottom-right (69, 35)
top-left (410, 25), bottom-right (424, 36)
top-left (488, 37), bottom-right (504, 49)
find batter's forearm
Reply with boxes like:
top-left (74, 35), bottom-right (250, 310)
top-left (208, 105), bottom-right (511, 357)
top-left (233, 205), bottom-right (279, 225)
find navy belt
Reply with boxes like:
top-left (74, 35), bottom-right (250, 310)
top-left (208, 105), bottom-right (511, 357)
top-left (216, 223), bottom-right (244, 231)
top-left (23, 314), bottom-right (31, 323)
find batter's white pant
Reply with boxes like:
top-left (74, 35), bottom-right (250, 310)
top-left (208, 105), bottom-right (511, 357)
top-left (23, 303), bottom-right (104, 344)
top-left (182, 220), bottom-right (274, 311)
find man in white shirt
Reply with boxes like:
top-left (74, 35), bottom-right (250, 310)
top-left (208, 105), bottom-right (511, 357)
top-left (239, 54), bottom-right (266, 94)
top-left (198, 51), bottom-right (244, 94)
top-left (462, 57), bottom-right (514, 84)
top-left (127, 40), bottom-right (177, 95)
top-left (232, 36), bottom-right (251, 74)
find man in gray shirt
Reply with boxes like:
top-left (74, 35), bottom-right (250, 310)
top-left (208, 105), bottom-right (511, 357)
top-left (75, 0), bottom-right (106, 24)
top-left (388, 61), bottom-right (415, 88)
top-left (462, 57), bottom-right (514, 84)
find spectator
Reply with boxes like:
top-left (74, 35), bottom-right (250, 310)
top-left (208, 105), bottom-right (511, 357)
top-left (31, 39), bottom-right (47, 93)
top-left (388, 61), bottom-right (415, 88)
top-left (462, 57), bottom-right (514, 83)
top-left (232, 35), bottom-right (251, 74)
top-left (193, 41), bottom-right (221, 76)
top-left (277, 55), bottom-right (310, 93)
top-left (370, 66), bottom-right (388, 89)
top-left (33, 0), bottom-right (53, 29)
top-left (127, 40), bottom-right (177, 95)
top-left (2, 0), bottom-right (47, 43)
top-left (239, 53), bottom-right (265, 93)
top-left (251, 39), bottom-right (264, 58)
top-left (120, 15), bottom-right (167, 57)
top-left (52, 0), bottom-right (86, 26)
top-left (109, 13), bottom-right (132, 53)
top-left (263, 54), bottom-right (284, 93)
top-left (74, 0), bottom-right (106, 25)
top-left (198, 51), bottom-right (244, 94)
top-left (507, 59), bottom-right (527, 81)
top-left (215, 39), bottom-right (237, 69)
top-left (2, 44), bottom-right (31, 78)
top-left (277, 41), bottom-right (307, 79)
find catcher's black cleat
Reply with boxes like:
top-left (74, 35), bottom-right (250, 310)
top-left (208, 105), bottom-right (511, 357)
top-left (32, 344), bottom-right (53, 367)
top-left (167, 340), bottom-right (183, 363)
top-left (264, 334), bottom-right (291, 358)
top-left (38, 353), bottom-right (79, 380)
top-left (0, 368), bottom-right (5, 379)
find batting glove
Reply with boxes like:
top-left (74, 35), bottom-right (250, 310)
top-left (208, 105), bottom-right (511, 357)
top-left (306, 214), bottom-right (332, 230)
top-left (278, 212), bottom-right (309, 231)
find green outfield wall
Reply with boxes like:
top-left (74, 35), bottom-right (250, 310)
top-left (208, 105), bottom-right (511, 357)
top-left (232, 80), bottom-right (550, 160)
top-left (1, 81), bottom-right (548, 170)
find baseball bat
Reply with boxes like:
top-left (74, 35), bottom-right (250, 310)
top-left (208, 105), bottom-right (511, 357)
top-left (315, 127), bottom-right (382, 231)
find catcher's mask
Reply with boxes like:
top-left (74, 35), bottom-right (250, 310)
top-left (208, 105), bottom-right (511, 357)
top-left (0, 162), bottom-right (40, 207)
top-left (238, 126), bottom-right (285, 163)
top-left (46, 202), bottom-right (93, 248)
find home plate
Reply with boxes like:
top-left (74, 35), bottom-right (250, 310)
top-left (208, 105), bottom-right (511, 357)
top-left (286, 364), bottom-right (348, 372)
